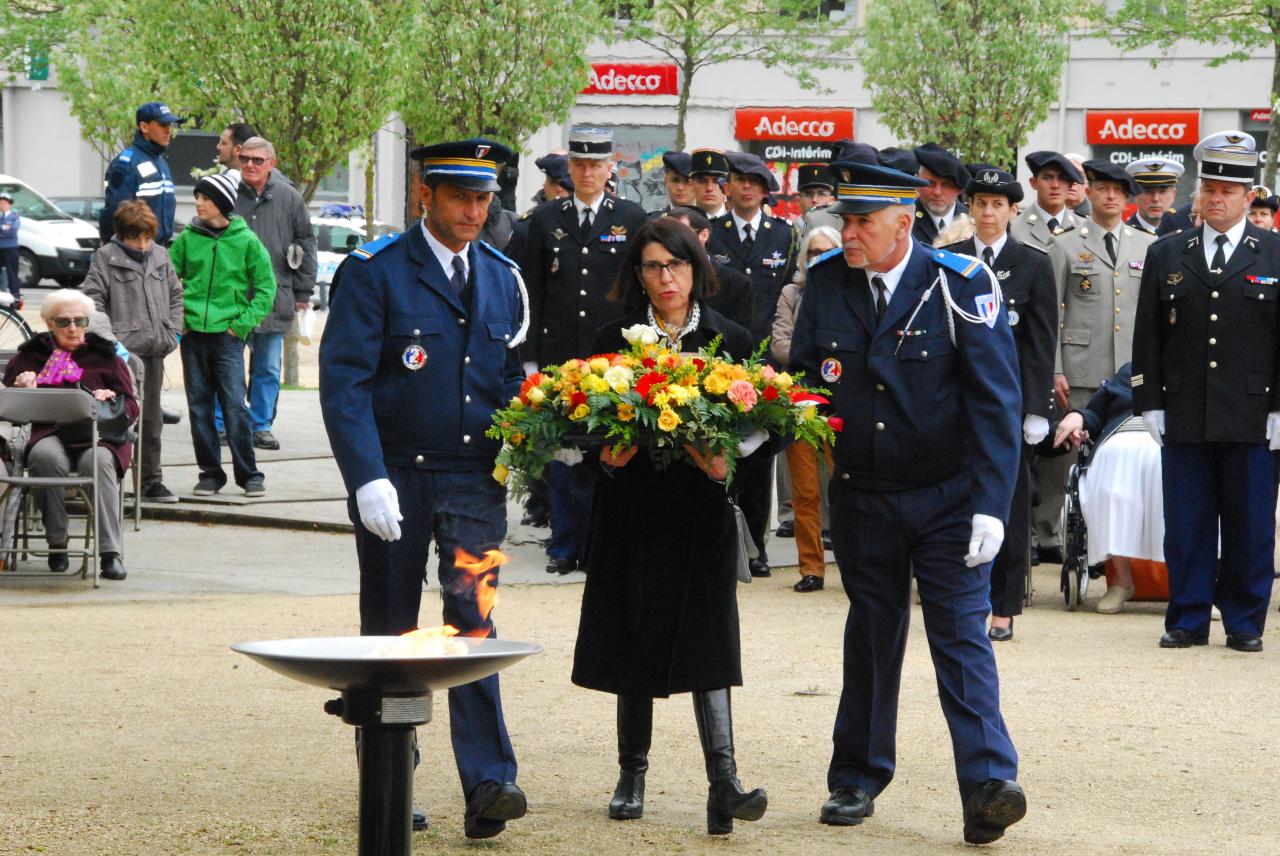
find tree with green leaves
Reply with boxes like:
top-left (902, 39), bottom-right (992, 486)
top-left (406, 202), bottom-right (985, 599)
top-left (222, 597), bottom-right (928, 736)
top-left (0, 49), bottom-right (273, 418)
top-left (399, 0), bottom-right (603, 153)
top-left (860, 0), bottom-right (1073, 169)
top-left (1108, 0), bottom-right (1280, 187)
top-left (616, 0), bottom-right (856, 151)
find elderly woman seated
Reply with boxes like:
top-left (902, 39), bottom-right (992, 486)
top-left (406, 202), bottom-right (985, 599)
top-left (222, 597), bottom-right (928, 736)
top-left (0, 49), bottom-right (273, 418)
top-left (1, 289), bottom-right (138, 580)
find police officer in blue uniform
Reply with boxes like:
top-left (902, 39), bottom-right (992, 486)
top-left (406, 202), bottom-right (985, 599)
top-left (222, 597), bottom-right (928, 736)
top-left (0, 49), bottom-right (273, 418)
top-left (790, 160), bottom-right (1026, 844)
top-left (319, 137), bottom-right (530, 839)
top-left (707, 150), bottom-right (796, 577)
top-left (1132, 131), bottom-right (1280, 653)
top-left (911, 143), bottom-right (970, 246)
top-left (946, 166), bottom-right (1058, 640)
top-left (100, 102), bottom-right (183, 245)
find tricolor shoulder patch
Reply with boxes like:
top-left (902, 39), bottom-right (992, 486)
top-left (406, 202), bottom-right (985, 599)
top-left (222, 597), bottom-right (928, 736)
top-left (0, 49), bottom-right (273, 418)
top-left (476, 240), bottom-right (521, 271)
top-left (932, 249), bottom-right (983, 279)
top-left (349, 233), bottom-right (400, 261)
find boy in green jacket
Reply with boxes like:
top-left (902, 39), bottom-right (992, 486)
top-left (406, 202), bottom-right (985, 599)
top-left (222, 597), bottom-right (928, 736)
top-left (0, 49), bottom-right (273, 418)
top-left (170, 170), bottom-right (276, 497)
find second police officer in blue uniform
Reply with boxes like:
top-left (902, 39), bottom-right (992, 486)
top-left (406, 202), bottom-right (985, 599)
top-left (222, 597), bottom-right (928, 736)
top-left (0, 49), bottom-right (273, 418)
top-left (790, 161), bottom-right (1027, 844)
top-left (319, 138), bottom-right (529, 839)
top-left (100, 102), bottom-right (183, 246)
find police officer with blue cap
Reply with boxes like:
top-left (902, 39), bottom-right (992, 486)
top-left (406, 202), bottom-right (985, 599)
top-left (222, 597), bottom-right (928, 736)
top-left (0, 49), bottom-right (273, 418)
top-left (100, 102), bottom-right (184, 245)
top-left (790, 160), bottom-right (1026, 844)
top-left (1133, 130), bottom-right (1280, 653)
top-left (319, 136), bottom-right (530, 839)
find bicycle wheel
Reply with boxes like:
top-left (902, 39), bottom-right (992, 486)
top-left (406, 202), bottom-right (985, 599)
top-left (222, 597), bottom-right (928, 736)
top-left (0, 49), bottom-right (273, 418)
top-left (0, 305), bottom-right (34, 351)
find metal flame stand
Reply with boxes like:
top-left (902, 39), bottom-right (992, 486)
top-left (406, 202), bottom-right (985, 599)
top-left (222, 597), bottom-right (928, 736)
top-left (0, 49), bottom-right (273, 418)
top-left (325, 689), bottom-right (432, 856)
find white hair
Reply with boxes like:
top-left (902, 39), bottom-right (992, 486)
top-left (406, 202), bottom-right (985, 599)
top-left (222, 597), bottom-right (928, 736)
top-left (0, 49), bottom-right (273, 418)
top-left (240, 136), bottom-right (276, 159)
top-left (40, 288), bottom-right (94, 322)
top-left (794, 226), bottom-right (843, 284)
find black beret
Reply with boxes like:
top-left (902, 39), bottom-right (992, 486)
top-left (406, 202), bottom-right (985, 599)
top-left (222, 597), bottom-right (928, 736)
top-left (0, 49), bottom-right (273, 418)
top-left (1024, 151), bottom-right (1084, 185)
top-left (965, 166), bottom-right (1024, 203)
top-left (878, 146), bottom-right (920, 175)
top-left (534, 153), bottom-right (573, 191)
top-left (1082, 159), bottom-right (1138, 196)
top-left (725, 151), bottom-right (780, 192)
top-left (913, 142), bottom-right (970, 188)
top-left (831, 139), bottom-right (879, 165)
top-left (661, 150), bottom-right (692, 178)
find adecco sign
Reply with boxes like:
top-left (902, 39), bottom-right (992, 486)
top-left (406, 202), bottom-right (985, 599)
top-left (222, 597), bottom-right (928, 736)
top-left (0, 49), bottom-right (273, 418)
top-left (581, 63), bottom-right (679, 96)
top-left (1086, 111), bottom-right (1199, 146)
top-left (735, 108), bottom-right (854, 142)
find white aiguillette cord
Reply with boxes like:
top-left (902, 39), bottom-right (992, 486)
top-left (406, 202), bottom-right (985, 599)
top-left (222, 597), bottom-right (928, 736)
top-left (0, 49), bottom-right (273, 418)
top-left (896, 254), bottom-right (1003, 350)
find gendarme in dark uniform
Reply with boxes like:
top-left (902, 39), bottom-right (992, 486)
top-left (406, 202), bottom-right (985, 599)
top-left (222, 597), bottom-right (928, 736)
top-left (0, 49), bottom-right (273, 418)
top-left (319, 138), bottom-right (529, 839)
top-left (911, 143), bottom-right (971, 246)
top-left (1132, 131), bottom-right (1280, 653)
top-left (790, 161), bottom-right (1027, 844)
top-left (945, 166), bottom-right (1057, 634)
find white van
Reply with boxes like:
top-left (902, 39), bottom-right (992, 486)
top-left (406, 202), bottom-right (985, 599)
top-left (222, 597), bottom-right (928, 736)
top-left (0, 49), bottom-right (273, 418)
top-left (0, 174), bottom-right (101, 290)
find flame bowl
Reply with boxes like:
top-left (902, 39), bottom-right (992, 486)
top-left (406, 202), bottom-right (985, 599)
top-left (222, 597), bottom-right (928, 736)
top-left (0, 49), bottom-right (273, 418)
top-left (232, 636), bottom-right (543, 694)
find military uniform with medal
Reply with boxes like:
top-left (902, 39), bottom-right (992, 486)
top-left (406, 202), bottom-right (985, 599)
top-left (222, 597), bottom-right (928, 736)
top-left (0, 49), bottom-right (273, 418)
top-left (319, 138), bottom-right (531, 838)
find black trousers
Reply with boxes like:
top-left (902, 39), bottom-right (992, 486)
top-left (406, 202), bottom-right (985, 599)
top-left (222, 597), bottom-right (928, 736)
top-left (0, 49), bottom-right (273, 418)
top-left (989, 443), bottom-right (1031, 617)
top-left (733, 449), bottom-right (774, 560)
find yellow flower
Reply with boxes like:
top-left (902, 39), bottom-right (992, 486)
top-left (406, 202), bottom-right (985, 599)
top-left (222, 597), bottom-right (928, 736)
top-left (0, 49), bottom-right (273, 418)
top-left (657, 408), bottom-right (681, 432)
top-left (730, 364), bottom-right (749, 381)
top-left (527, 387), bottom-right (545, 405)
top-left (492, 463), bottom-right (509, 484)
top-left (798, 404), bottom-right (815, 421)
top-left (653, 390), bottom-right (670, 408)
top-left (589, 356), bottom-right (611, 375)
top-left (704, 371), bottom-right (732, 395)
top-left (667, 384), bottom-right (692, 406)
top-left (509, 397), bottom-right (525, 410)
top-left (617, 402), bottom-right (636, 421)
top-left (582, 374), bottom-right (610, 394)
top-left (775, 372), bottom-right (794, 390)
top-left (570, 403), bottom-right (590, 420)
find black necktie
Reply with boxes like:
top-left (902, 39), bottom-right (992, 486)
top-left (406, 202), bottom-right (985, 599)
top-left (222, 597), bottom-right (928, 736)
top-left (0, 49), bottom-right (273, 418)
top-left (1104, 232), bottom-right (1117, 266)
top-left (1210, 234), bottom-right (1228, 277)
top-left (580, 207), bottom-right (592, 239)
top-left (872, 275), bottom-right (888, 321)
top-left (450, 255), bottom-right (466, 295)
top-left (1047, 216), bottom-right (1060, 234)
top-left (742, 222), bottom-right (754, 251)
top-left (937, 218), bottom-right (946, 233)
top-left (982, 246), bottom-right (994, 269)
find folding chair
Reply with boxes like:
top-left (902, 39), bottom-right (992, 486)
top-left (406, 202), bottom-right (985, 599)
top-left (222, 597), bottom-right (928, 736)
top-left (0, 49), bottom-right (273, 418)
top-left (125, 353), bottom-right (143, 531)
top-left (0, 388), bottom-right (101, 587)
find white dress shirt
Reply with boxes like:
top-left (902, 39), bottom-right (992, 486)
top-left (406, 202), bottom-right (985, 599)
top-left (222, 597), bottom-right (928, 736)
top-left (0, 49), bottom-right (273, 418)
top-left (974, 232), bottom-right (1009, 266)
top-left (867, 238), bottom-right (915, 307)
top-left (1203, 217), bottom-right (1248, 268)
top-left (421, 219), bottom-right (469, 281)
top-left (731, 209), bottom-right (763, 243)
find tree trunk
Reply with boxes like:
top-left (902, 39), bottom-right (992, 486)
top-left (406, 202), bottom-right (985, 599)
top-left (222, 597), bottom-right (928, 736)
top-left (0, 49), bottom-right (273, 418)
top-left (675, 59), bottom-right (693, 151)
top-left (364, 135), bottom-right (376, 226)
top-left (1267, 32), bottom-right (1280, 189)
top-left (403, 127), bottom-right (418, 226)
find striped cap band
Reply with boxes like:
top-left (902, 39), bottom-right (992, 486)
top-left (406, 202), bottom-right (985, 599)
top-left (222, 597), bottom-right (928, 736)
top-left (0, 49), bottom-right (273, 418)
top-left (422, 157), bottom-right (499, 181)
top-left (836, 184), bottom-right (918, 205)
top-left (1131, 172), bottom-right (1178, 186)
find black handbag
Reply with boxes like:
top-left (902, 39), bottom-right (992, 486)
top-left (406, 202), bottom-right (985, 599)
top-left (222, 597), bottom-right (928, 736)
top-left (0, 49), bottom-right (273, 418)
top-left (60, 387), bottom-right (131, 447)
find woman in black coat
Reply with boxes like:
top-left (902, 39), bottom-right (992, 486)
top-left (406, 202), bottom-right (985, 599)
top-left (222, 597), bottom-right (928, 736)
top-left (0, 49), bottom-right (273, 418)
top-left (571, 218), bottom-right (767, 835)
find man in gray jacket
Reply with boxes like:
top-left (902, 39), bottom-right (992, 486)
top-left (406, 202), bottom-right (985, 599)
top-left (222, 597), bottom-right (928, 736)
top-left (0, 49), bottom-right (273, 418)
top-left (215, 136), bottom-right (317, 450)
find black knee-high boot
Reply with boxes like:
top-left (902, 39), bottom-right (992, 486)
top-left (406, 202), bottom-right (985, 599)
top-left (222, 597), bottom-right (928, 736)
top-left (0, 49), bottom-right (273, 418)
top-left (691, 688), bottom-right (767, 834)
top-left (609, 695), bottom-right (652, 820)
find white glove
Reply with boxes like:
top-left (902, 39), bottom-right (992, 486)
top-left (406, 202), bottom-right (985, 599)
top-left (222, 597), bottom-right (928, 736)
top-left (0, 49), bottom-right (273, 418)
top-left (355, 478), bottom-right (402, 542)
top-left (1267, 412), bottom-right (1280, 451)
top-left (1142, 410), bottom-right (1165, 447)
top-left (1022, 414), bottom-right (1049, 446)
top-left (964, 514), bottom-right (1004, 568)
top-left (553, 448), bottom-right (585, 465)
top-left (522, 361), bottom-right (538, 377)
top-left (738, 428), bottom-right (768, 457)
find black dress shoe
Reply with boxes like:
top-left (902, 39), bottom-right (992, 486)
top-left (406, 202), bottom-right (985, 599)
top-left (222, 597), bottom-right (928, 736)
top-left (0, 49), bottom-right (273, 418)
top-left (775, 521), bottom-right (795, 538)
top-left (1036, 546), bottom-right (1063, 565)
top-left (545, 556), bottom-right (576, 574)
top-left (464, 781), bottom-right (526, 840)
top-left (748, 558), bottom-right (771, 578)
top-left (48, 548), bottom-right (69, 574)
top-left (1159, 628), bottom-right (1209, 648)
top-left (161, 407), bottom-right (182, 425)
top-left (963, 779), bottom-right (1026, 844)
top-left (1226, 633), bottom-right (1263, 653)
top-left (988, 617), bottom-right (1013, 642)
top-left (412, 804), bottom-right (429, 831)
top-left (794, 574), bottom-right (824, 593)
top-left (823, 532), bottom-right (833, 551)
top-left (819, 786), bottom-right (874, 825)
top-left (520, 512), bottom-right (550, 528)
top-left (99, 554), bottom-right (126, 581)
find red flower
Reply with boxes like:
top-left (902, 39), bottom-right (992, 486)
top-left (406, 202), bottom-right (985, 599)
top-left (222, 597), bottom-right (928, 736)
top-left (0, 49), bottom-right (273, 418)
top-left (569, 391), bottom-right (588, 408)
top-left (635, 371), bottom-right (666, 400)
top-left (827, 416), bottom-right (844, 432)
top-left (789, 389), bottom-right (830, 405)
top-left (518, 373), bottom-right (545, 404)
top-left (692, 358), bottom-right (706, 372)
top-left (762, 385), bottom-right (779, 401)
top-left (642, 357), bottom-right (657, 368)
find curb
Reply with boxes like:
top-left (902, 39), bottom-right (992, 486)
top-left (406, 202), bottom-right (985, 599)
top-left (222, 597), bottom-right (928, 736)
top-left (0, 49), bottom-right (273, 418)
top-left (140, 504), bottom-right (354, 534)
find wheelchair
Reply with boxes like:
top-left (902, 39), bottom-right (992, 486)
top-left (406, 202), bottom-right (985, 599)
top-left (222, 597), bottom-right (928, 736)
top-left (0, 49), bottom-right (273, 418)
top-left (1059, 439), bottom-right (1107, 610)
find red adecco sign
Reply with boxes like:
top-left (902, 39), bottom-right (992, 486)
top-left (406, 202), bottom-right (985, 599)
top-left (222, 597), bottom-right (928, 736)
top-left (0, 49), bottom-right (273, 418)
top-left (582, 62), bottom-right (679, 96)
top-left (1086, 110), bottom-right (1199, 145)
top-left (735, 108), bottom-right (855, 142)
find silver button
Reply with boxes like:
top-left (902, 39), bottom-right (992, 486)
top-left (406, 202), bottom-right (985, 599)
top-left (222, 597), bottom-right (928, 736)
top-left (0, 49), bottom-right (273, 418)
top-left (464, 356), bottom-right (471, 365)
top-left (581, 268), bottom-right (588, 275)
top-left (1212, 291), bottom-right (1220, 298)
top-left (1009, 298), bottom-right (1016, 305)
top-left (504, 333), bottom-right (510, 340)
top-left (611, 248), bottom-right (616, 254)
top-left (830, 341), bottom-right (838, 348)
top-left (553, 246), bottom-right (559, 253)
top-left (841, 472), bottom-right (850, 481)
top-left (457, 318), bottom-right (466, 326)
top-left (1210, 314), bottom-right (1218, 321)
top-left (920, 350), bottom-right (928, 358)
top-left (465, 395), bottom-right (472, 403)
top-left (412, 328), bottom-right (420, 336)
top-left (875, 384), bottom-right (885, 391)
top-left (414, 454), bottom-right (424, 464)
top-left (580, 289), bottom-right (587, 296)
top-left (875, 422), bottom-right (885, 431)
top-left (1209, 361), bottom-right (1218, 368)
top-left (745, 268), bottom-right (752, 275)
top-left (1209, 338), bottom-right (1217, 345)
top-left (581, 247), bottom-right (588, 255)
top-left (462, 435), bottom-right (471, 444)
top-left (579, 310), bottom-right (586, 317)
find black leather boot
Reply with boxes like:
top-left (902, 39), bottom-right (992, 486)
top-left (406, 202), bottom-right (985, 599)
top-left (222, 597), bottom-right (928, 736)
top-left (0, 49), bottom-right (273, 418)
top-left (691, 689), bottom-right (767, 834)
top-left (608, 695), bottom-right (651, 820)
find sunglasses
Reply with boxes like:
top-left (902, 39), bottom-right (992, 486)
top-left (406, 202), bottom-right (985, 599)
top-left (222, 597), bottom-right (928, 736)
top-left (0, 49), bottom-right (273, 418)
top-left (239, 155), bottom-right (269, 166)
top-left (51, 316), bottom-right (89, 329)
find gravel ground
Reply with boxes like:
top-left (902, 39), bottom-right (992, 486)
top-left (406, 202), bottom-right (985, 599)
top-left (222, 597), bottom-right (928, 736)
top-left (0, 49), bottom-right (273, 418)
top-left (3, 564), bottom-right (1278, 855)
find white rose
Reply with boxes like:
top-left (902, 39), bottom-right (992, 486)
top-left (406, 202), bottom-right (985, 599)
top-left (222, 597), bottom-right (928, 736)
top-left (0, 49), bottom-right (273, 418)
top-left (621, 323), bottom-right (658, 346)
top-left (603, 365), bottom-right (634, 390)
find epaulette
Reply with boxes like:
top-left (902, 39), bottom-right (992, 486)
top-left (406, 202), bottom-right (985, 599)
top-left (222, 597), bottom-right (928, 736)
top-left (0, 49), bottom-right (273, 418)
top-left (1019, 240), bottom-right (1049, 254)
top-left (931, 248), bottom-right (983, 279)
top-left (118, 148), bottom-right (134, 163)
top-left (811, 247), bottom-right (843, 266)
top-left (349, 233), bottom-right (399, 261)
top-left (476, 240), bottom-right (521, 271)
